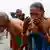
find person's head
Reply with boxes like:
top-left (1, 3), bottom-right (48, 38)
top-left (16, 9), bottom-right (22, 17)
top-left (30, 2), bottom-right (45, 24)
top-left (20, 13), bottom-right (25, 21)
top-left (0, 12), bottom-right (9, 32)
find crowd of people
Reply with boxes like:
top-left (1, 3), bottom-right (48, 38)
top-left (0, 2), bottom-right (50, 50)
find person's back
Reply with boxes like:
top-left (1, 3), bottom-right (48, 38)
top-left (9, 18), bottom-right (24, 50)
top-left (9, 18), bottom-right (23, 34)
top-left (0, 12), bottom-right (24, 50)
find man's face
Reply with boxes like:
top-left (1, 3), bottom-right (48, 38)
top-left (20, 13), bottom-right (25, 21)
top-left (16, 11), bottom-right (22, 17)
top-left (30, 8), bottom-right (43, 24)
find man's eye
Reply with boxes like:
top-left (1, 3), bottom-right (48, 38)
top-left (30, 13), bottom-right (32, 15)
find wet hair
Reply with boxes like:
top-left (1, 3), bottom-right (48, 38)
top-left (30, 2), bottom-right (44, 12)
top-left (0, 12), bottom-right (10, 36)
top-left (0, 12), bottom-right (9, 24)
top-left (16, 9), bottom-right (22, 13)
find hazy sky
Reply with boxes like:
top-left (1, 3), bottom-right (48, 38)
top-left (0, 0), bottom-right (50, 18)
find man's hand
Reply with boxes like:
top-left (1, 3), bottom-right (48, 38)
top-left (23, 17), bottom-right (31, 34)
top-left (24, 17), bottom-right (31, 24)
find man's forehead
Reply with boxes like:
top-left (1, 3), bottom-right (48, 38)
top-left (30, 8), bottom-right (41, 13)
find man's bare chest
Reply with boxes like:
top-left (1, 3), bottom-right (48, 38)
top-left (30, 19), bottom-right (49, 33)
top-left (36, 19), bottom-right (48, 33)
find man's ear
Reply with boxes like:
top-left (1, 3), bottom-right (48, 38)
top-left (41, 11), bottom-right (44, 17)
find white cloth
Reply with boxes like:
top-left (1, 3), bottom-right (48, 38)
top-left (0, 32), bottom-right (10, 50)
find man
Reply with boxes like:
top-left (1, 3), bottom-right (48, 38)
top-left (0, 12), bottom-right (23, 50)
top-left (26, 2), bottom-right (50, 50)
top-left (10, 9), bottom-right (25, 50)
top-left (10, 11), bottom-right (25, 50)
top-left (15, 9), bottom-right (22, 19)
top-left (10, 9), bottom-right (25, 21)
top-left (0, 12), bottom-right (30, 50)
top-left (10, 9), bottom-right (22, 19)
top-left (20, 13), bottom-right (25, 21)
top-left (9, 18), bottom-right (23, 50)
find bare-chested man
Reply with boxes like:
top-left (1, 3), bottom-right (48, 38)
top-left (0, 12), bottom-right (30, 50)
top-left (10, 13), bottom-right (25, 50)
top-left (25, 2), bottom-right (50, 50)
top-left (0, 12), bottom-right (24, 50)
top-left (10, 11), bottom-right (25, 50)
top-left (1, 2), bottom-right (50, 50)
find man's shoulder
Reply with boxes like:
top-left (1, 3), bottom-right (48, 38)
top-left (44, 17), bottom-right (50, 22)
top-left (10, 18), bottom-right (23, 23)
top-left (45, 18), bottom-right (50, 27)
top-left (10, 18), bottom-right (24, 27)
top-left (47, 18), bottom-right (50, 23)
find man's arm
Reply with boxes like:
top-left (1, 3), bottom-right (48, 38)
top-left (47, 18), bottom-right (50, 35)
top-left (23, 17), bottom-right (31, 34)
top-left (46, 18), bottom-right (50, 42)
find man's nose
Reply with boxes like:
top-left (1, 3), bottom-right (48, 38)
top-left (32, 16), bottom-right (38, 20)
